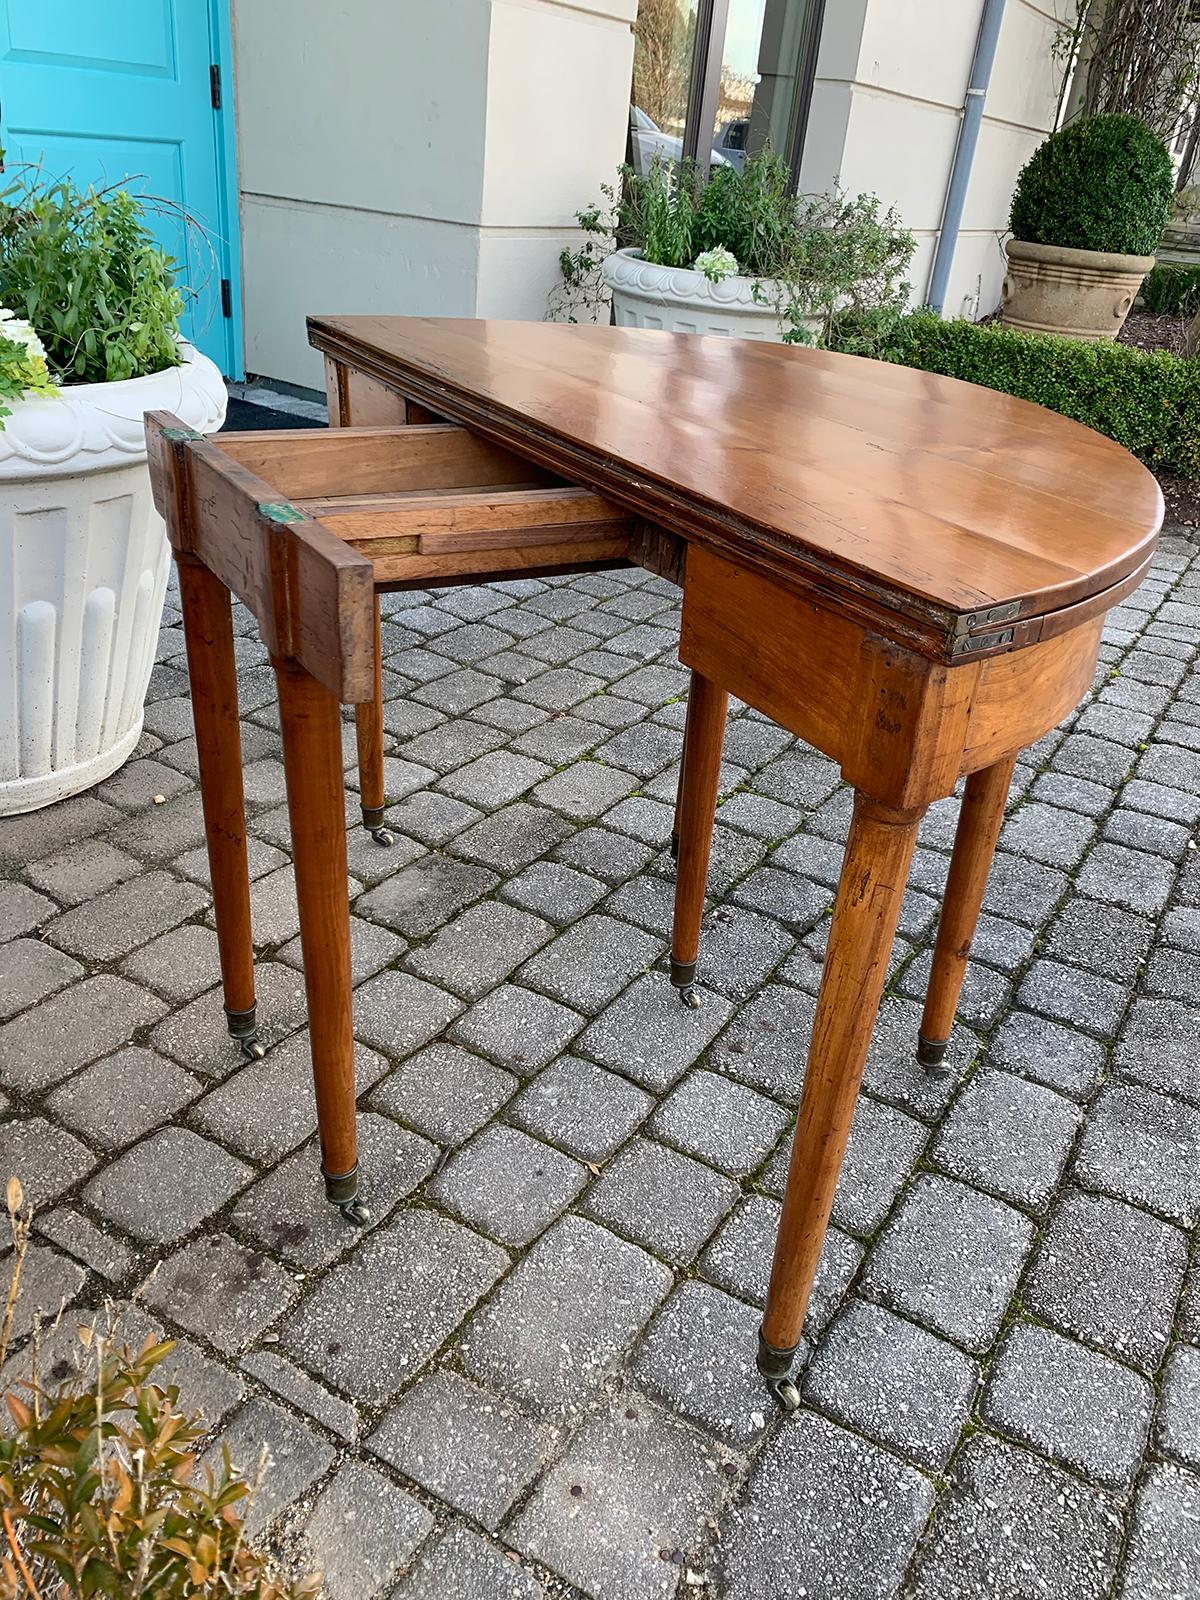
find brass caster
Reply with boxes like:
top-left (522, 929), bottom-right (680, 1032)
top-left (226, 1004), bottom-right (265, 1062)
top-left (765, 1373), bottom-right (802, 1412)
top-left (757, 1330), bottom-right (801, 1413)
top-left (370, 826), bottom-right (396, 846)
top-left (669, 956), bottom-right (699, 1008)
top-left (680, 986), bottom-right (701, 1010)
top-left (916, 1032), bottom-right (950, 1077)
top-left (340, 1200), bottom-right (371, 1227)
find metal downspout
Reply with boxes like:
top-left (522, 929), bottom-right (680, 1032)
top-left (926, 0), bottom-right (1008, 314)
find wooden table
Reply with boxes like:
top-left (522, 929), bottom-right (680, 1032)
top-left (147, 318), bottom-right (1161, 1408)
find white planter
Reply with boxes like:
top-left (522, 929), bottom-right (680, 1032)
top-left (0, 343), bottom-right (226, 815)
top-left (602, 247), bottom-right (792, 340)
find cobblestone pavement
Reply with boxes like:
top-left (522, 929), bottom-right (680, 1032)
top-left (1, 527), bottom-right (1199, 1600)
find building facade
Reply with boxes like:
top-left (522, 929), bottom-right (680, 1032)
top-left (0, 0), bottom-right (1070, 389)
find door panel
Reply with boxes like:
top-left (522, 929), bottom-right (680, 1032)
top-left (0, 1), bottom-right (238, 373)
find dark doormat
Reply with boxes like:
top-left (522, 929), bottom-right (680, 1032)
top-left (221, 396), bottom-right (324, 432)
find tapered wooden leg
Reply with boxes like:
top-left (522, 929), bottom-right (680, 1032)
top-left (917, 753), bottom-right (1017, 1068)
top-left (177, 558), bottom-right (262, 1061)
top-left (354, 596), bottom-right (393, 845)
top-left (670, 670), bottom-right (729, 1006)
top-left (273, 656), bottom-right (363, 1219)
top-left (758, 793), bottom-right (923, 1405)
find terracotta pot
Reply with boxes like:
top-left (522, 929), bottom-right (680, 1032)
top-left (999, 239), bottom-right (1153, 342)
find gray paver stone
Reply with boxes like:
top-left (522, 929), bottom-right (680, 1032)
top-left (369, 1366), bottom-right (555, 1527)
top-left (143, 1232), bottom-right (299, 1354)
top-left (700, 1194), bottom-right (861, 1334)
top-left (232, 1113), bottom-right (437, 1268)
top-left (392, 1525), bottom-right (544, 1600)
top-left (518, 912), bottom-right (663, 1014)
top-left (651, 1069), bottom-right (789, 1177)
top-left (0, 974), bottom-right (167, 1092)
top-left (85, 1127), bottom-right (251, 1243)
top-left (803, 1299), bottom-right (978, 1470)
top-left (1116, 998), bottom-right (1200, 1105)
top-left (720, 1409), bottom-right (935, 1600)
top-left (583, 1136), bottom-right (739, 1266)
top-left (933, 1069), bottom-right (1080, 1213)
top-left (303, 1460), bottom-right (434, 1600)
top-left (241, 1349), bottom-right (360, 1443)
top-left (983, 1320), bottom-right (1152, 1487)
top-left (861, 1174), bottom-right (1034, 1352)
top-left (429, 1123), bottom-right (587, 1246)
top-left (1118, 1463), bottom-right (1200, 1600)
top-left (1024, 1188), bottom-right (1188, 1371)
top-left (47, 1046), bottom-right (199, 1150)
top-left (1156, 1345), bottom-right (1200, 1469)
top-left (281, 1207), bottom-right (508, 1406)
top-left (458, 1214), bottom-right (671, 1413)
top-left (1073, 1085), bottom-right (1200, 1227)
top-left (449, 983), bottom-right (582, 1071)
top-left (908, 1433), bottom-right (1121, 1600)
top-left (369, 1042), bottom-right (516, 1144)
top-left (508, 1055), bottom-right (652, 1160)
top-left (0, 938), bottom-right (82, 1020)
top-left (576, 973), bottom-right (732, 1091)
top-left (987, 1010), bottom-right (1104, 1100)
top-left (509, 1396), bottom-right (735, 1600)
top-left (204, 1396), bottom-right (334, 1536)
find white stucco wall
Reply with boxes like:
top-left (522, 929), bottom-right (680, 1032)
top-left (231, 0), bottom-right (634, 386)
top-left (801, 0), bottom-right (1069, 320)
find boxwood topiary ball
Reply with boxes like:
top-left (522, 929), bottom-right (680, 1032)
top-left (1009, 114), bottom-right (1174, 258)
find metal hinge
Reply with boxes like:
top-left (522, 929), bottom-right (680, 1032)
top-left (220, 278), bottom-right (233, 318)
top-left (210, 64), bottom-right (222, 109)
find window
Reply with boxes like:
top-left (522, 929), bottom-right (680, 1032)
top-left (628, 0), bottom-right (824, 186)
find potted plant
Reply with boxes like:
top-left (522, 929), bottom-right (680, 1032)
top-left (1001, 113), bottom-right (1174, 341)
top-left (0, 168), bottom-right (226, 816)
top-left (552, 149), bottom-right (915, 354)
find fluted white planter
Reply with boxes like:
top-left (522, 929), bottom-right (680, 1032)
top-left (0, 343), bottom-right (226, 815)
top-left (603, 247), bottom-right (794, 340)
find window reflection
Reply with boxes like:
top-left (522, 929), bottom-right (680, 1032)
top-left (630, 0), bottom-right (698, 174)
top-left (628, 0), bottom-right (815, 182)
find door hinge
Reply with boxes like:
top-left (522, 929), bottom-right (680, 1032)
top-left (220, 278), bottom-right (233, 318)
top-left (210, 64), bottom-right (222, 109)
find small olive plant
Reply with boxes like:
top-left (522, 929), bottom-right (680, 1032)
top-left (0, 1179), bottom-right (319, 1599)
top-left (550, 147), bottom-right (916, 356)
top-left (0, 160), bottom-right (192, 428)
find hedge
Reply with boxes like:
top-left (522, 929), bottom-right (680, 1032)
top-left (879, 311), bottom-right (1200, 477)
top-left (1142, 262), bottom-right (1200, 318)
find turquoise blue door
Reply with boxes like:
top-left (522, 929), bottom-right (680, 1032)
top-left (0, 1), bottom-right (241, 375)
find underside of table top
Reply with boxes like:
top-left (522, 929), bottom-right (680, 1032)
top-left (308, 316), bottom-right (1163, 661)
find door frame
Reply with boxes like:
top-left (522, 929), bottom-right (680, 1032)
top-left (209, 0), bottom-right (243, 378)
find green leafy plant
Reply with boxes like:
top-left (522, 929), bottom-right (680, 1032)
top-left (0, 1180), bottom-right (319, 1599)
top-left (0, 314), bottom-right (56, 424)
top-left (877, 309), bottom-right (1200, 476)
top-left (552, 149), bottom-right (916, 356)
top-left (0, 165), bottom-right (185, 387)
top-left (1141, 262), bottom-right (1200, 316)
top-left (1008, 114), bottom-right (1174, 257)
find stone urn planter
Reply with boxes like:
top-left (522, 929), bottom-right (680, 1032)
top-left (1000, 239), bottom-right (1154, 341)
top-left (0, 343), bottom-right (226, 815)
top-left (603, 247), bottom-right (793, 341)
top-left (1158, 218), bottom-right (1200, 269)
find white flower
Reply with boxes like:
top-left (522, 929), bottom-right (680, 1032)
top-left (0, 306), bottom-right (48, 361)
top-left (693, 247), bottom-right (740, 283)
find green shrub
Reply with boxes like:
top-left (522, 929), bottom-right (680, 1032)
top-left (0, 166), bottom-right (184, 385)
top-left (0, 1179), bottom-right (320, 1599)
top-left (877, 310), bottom-right (1200, 476)
top-left (1009, 114), bottom-right (1173, 256)
top-left (1141, 262), bottom-right (1200, 317)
